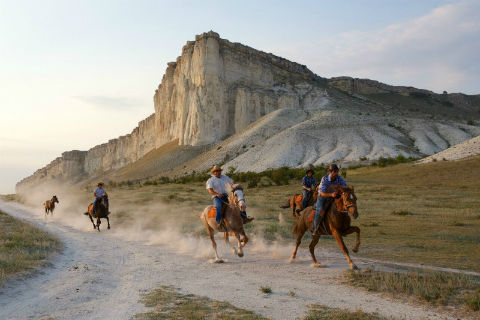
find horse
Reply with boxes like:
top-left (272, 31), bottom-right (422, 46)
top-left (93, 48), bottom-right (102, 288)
top-left (44, 195), bottom-right (59, 217)
top-left (200, 185), bottom-right (250, 263)
top-left (84, 196), bottom-right (111, 231)
top-left (290, 185), bottom-right (361, 270)
top-left (280, 185), bottom-right (319, 216)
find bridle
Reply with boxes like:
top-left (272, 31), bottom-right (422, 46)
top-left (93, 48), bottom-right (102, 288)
top-left (337, 191), bottom-right (356, 214)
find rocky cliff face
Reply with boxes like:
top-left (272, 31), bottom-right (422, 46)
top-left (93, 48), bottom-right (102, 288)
top-left (153, 31), bottom-right (321, 146)
top-left (16, 32), bottom-right (480, 192)
top-left (16, 31), bottom-right (324, 192)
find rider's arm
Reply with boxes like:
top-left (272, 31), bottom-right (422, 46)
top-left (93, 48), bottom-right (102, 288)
top-left (320, 191), bottom-right (336, 198)
top-left (301, 177), bottom-right (310, 191)
top-left (208, 188), bottom-right (222, 198)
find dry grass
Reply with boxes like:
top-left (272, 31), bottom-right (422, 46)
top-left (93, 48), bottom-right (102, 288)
top-left (135, 285), bottom-right (266, 319)
top-left (346, 268), bottom-right (480, 312)
top-left (96, 155), bottom-right (480, 272)
top-left (304, 304), bottom-right (387, 320)
top-left (0, 210), bottom-right (61, 285)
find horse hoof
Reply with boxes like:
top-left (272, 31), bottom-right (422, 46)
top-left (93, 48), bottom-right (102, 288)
top-left (311, 262), bottom-right (326, 268)
top-left (289, 257), bottom-right (296, 264)
top-left (108, 226), bottom-right (110, 230)
top-left (351, 264), bottom-right (359, 270)
top-left (352, 248), bottom-right (359, 253)
top-left (212, 259), bottom-right (224, 264)
top-left (238, 252), bottom-right (244, 258)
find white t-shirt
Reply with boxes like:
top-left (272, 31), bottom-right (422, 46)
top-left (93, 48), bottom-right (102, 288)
top-left (206, 175), bottom-right (234, 197)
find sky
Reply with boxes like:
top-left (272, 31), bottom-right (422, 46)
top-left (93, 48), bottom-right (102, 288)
top-left (0, 0), bottom-right (479, 194)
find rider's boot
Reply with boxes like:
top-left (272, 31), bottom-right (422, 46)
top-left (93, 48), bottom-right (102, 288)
top-left (241, 211), bottom-right (254, 224)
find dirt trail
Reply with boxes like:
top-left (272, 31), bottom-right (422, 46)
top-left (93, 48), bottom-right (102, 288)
top-left (0, 201), bottom-right (460, 320)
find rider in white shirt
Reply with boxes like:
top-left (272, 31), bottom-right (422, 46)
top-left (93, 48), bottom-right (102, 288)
top-left (206, 165), bottom-right (253, 224)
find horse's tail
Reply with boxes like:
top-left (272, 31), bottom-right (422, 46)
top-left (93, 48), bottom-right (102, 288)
top-left (291, 212), bottom-right (303, 235)
top-left (279, 197), bottom-right (291, 208)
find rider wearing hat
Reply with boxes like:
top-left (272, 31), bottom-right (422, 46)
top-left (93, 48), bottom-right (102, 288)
top-left (206, 165), bottom-right (252, 225)
top-left (312, 164), bottom-right (347, 236)
top-left (92, 182), bottom-right (109, 217)
top-left (301, 169), bottom-right (316, 211)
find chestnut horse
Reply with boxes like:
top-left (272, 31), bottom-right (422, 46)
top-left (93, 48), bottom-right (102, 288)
top-left (280, 185), bottom-right (319, 216)
top-left (84, 196), bottom-right (111, 231)
top-left (44, 195), bottom-right (59, 217)
top-left (200, 185), bottom-right (250, 263)
top-left (290, 185), bottom-right (361, 269)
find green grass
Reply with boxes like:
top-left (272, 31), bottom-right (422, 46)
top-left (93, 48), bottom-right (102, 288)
top-left (346, 268), bottom-right (480, 311)
top-left (259, 286), bottom-right (272, 294)
top-left (304, 304), bottom-right (387, 320)
top-left (135, 286), bottom-right (267, 319)
top-left (0, 210), bottom-right (61, 285)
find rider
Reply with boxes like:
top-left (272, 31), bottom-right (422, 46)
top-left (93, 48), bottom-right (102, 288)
top-left (92, 182), bottom-right (109, 217)
top-left (312, 164), bottom-right (347, 236)
top-left (206, 165), bottom-right (252, 225)
top-left (301, 169), bottom-right (316, 211)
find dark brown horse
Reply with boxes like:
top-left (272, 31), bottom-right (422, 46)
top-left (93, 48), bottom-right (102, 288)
top-left (44, 195), bottom-right (59, 217)
top-left (290, 185), bottom-right (361, 269)
top-left (84, 196), bottom-right (111, 231)
top-left (280, 185), bottom-right (319, 216)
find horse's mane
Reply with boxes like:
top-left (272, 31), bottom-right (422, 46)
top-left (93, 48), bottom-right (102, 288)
top-left (231, 184), bottom-right (243, 192)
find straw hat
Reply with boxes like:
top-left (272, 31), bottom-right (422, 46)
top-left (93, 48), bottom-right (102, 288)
top-left (210, 165), bottom-right (223, 173)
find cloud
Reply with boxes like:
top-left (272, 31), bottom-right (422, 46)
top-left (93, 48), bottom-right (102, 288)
top-left (287, 1), bottom-right (480, 94)
top-left (72, 95), bottom-right (143, 110)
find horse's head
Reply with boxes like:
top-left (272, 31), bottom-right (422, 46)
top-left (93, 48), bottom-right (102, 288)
top-left (53, 195), bottom-right (59, 203)
top-left (230, 184), bottom-right (246, 212)
top-left (339, 186), bottom-right (358, 219)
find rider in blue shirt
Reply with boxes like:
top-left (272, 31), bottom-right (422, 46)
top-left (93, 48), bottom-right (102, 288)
top-left (313, 164), bottom-right (347, 235)
top-left (301, 169), bottom-right (316, 211)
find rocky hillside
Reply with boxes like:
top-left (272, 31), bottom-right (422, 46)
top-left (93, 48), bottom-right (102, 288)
top-left (16, 31), bottom-right (480, 192)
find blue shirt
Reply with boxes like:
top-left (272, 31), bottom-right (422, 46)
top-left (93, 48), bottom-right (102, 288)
top-left (94, 187), bottom-right (106, 198)
top-left (302, 175), bottom-right (316, 189)
top-left (318, 174), bottom-right (347, 193)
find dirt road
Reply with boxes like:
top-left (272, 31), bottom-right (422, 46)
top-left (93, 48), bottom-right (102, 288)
top-left (0, 201), bottom-right (457, 319)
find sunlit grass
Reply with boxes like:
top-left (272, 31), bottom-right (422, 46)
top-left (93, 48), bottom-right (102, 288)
top-left (0, 210), bottom-right (61, 285)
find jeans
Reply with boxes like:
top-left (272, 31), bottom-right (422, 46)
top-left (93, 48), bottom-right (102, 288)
top-left (302, 189), bottom-right (309, 209)
top-left (213, 194), bottom-right (228, 223)
top-left (313, 196), bottom-right (327, 229)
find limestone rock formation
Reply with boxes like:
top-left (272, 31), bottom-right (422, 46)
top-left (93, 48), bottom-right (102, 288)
top-left (16, 31), bottom-right (480, 192)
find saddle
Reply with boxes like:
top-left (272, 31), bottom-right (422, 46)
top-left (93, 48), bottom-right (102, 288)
top-left (307, 198), bottom-right (334, 234)
top-left (207, 203), bottom-right (228, 219)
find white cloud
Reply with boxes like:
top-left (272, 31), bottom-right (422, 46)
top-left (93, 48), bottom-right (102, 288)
top-left (284, 1), bottom-right (480, 94)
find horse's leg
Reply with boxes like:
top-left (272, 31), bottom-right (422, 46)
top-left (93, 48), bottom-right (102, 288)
top-left (106, 216), bottom-right (111, 230)
top-left (224, 232), bottom-right (238, 256)
top-left (202, 216), bottom-right (222, 262)
top-left (290, 229), bottom-right (306, 262)
top-left (331, 229), bottom-right (358, 270)
top-left (309, 234), bottom-right (323, 266)
top-left (89, 214), bottom-right (96, 229)
top-left (343, 226), bottom-right (361, 253)
top-left (233, 233), bottom-right (244, 257)
top-left (96, 217), bottom-right (101, 232)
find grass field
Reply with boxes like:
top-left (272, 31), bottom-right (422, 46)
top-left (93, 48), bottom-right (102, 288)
top-left (106, 156), bottom-right (480, 273)
top-left (135, 286), bottom-right (387, 320)
top-left (346, 268), bottom-right (480, 314)
top-left (0, 210), bottom-right (61, 285)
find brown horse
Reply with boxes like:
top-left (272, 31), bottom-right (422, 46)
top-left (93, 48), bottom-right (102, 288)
top-left (280, 185), bottom-right (319, 216)
top-left (44, 195), bottom-right (59, 217)
top-left (290, 185), bottom-right (361, 269)
top-left (200, 185), bottom-right (250, 263)
top-left (84, 196), bottom-right (111, 231)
